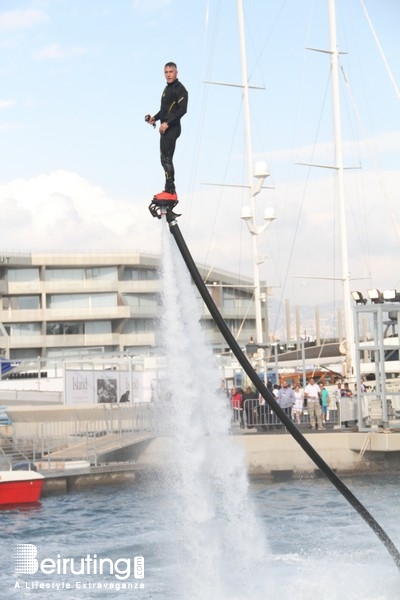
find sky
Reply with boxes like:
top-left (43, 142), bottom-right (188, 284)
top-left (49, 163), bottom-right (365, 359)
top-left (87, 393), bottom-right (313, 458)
top-left (0, 0), bottom-right (399, 338)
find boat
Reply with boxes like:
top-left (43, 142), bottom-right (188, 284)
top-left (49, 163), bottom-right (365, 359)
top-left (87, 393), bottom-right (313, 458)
top-left (0, 469), bottom-right (44, 506)
top-left (0, 425), bottom-right (44, 505)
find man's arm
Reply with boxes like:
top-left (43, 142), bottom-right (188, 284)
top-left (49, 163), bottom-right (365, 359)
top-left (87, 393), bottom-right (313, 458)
top-left (165, 82), bottom-right (188, 127)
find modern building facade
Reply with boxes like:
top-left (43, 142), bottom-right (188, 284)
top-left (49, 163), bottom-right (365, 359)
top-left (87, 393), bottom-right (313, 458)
top-left (0, 251), bottom-right (260, 361)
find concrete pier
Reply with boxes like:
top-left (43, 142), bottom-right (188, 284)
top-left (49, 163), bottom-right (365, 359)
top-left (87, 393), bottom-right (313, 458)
top-left (135, 429), bottom-right (400, 479)
top-left (8, 428), bottom-right (400, 497)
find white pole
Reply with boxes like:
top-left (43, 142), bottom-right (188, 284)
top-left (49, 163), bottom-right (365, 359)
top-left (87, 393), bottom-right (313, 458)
top-left (237, 0), bottom-right (263, 344)
top-left (328, 0), bottom-right (355, 377)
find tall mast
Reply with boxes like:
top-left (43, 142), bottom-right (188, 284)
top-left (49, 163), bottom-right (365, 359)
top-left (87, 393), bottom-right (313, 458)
top-left (237, 0), bottom-right (263, 344)
top-left (328, 0), bottom-right (355, 377)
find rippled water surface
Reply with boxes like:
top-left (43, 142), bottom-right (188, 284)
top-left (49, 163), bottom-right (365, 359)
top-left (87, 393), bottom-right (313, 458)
top-left (1, 475), bottom-right (400, 599)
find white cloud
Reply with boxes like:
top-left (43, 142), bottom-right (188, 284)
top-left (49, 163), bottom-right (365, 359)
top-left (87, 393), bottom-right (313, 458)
top-left (34, 43), bottom-right (88, 60)
top-left (0, 171), bottom-right (161, 255)
top-left (267, 130), bottom-right (400, 169)
top-left (0, 122), bottom-right (23, 131)
top-left (0, 167), bottom-right (398, 308)
top-left (0, 100), bottom-right (14, 110)
top-left (0, 9), bottom-right (49, 31)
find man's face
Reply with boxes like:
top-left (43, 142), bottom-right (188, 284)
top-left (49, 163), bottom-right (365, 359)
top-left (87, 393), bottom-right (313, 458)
top-left (164, 66), bottom-right (178, 84)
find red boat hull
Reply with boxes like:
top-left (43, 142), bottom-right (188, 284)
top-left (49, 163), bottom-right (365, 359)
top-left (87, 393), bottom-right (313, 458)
top-left (0, 472), bottom-right (44, 505)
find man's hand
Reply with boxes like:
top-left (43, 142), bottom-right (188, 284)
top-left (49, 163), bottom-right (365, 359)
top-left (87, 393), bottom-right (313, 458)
top-left (145, 114), bottom-right (156, 127)
top-left (159, 122), bottom-right (169, 134)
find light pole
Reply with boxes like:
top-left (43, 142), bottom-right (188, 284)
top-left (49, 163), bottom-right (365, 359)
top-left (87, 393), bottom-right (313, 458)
top-left (241, 161), bottom-right (276, 345)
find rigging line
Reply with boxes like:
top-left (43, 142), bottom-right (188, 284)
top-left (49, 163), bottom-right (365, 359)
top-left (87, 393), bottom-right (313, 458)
top-left (268, 2), bottom-right (328, 342)
top-left (200, 103), bottom-right (245, 275)
top-left (185, 0), bottom-right (222, 227)
top-left (270, 70), bottom-right (333, 341)
top-left (196, 1), bottom-right (251, 282)
top-left (241, 2), bottom-right (290, 167)
top-left (338, 65), bottom-right (374, 278)
top-left (359, 0), bottom-right (400, 100)
top-left (246, 0), bottom-right (289, 83)
top-left (340, 62), bottom-right (400, 254)
top-left (234, 291), bottom-right (256, 342)
top-left (202, 0), bottom-right (222, 82)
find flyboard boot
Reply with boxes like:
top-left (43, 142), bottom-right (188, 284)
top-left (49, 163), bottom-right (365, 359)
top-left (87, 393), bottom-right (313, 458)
top-left (149, 190), bottom-right (180, 221)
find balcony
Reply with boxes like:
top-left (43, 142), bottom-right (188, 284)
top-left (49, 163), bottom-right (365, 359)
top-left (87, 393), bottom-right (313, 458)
top-left (119, 332), bottom-right (157, 347)
top-left (44, 333), bottom-right (121, 348)
top-left (0, 309), bottom-right (45, 323)
top-left (42, 280), bottom-right (119, 293)
top-left (119, 280), bottom-right (160, 293)
top-left (7, 282), bottom-right (43, 294)
top-left (44, 306), bottom-right (131, 321)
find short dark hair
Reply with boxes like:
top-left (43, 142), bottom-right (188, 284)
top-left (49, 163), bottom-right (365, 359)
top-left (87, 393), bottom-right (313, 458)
top-left (165, 61), bottom-right (177, 69)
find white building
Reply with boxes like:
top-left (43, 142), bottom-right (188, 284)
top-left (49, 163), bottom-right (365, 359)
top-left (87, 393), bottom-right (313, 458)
top-left (0, 251), bottom-right (261, 362)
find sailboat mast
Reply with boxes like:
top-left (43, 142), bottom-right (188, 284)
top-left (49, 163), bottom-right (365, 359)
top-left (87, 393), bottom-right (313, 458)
top-left (328, 0), bottom-right (355, 377)
top-left (237, 0), bottom-right (264, 344)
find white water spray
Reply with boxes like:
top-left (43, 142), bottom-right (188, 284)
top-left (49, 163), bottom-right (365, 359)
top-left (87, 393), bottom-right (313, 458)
top-left (157, 221), bottom-right (271, 599)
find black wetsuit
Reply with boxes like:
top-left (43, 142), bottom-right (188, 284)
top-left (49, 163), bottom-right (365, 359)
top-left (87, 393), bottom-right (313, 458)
top-left (153, 78), bottom-right (188, 194)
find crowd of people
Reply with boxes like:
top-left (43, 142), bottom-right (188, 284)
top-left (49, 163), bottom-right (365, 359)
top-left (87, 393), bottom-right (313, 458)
top-left (227, 379), bottom-right (360, 431)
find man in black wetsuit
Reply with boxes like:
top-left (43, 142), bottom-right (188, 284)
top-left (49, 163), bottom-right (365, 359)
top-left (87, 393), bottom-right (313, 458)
top-left (147, 62), bottom-right (188, 201)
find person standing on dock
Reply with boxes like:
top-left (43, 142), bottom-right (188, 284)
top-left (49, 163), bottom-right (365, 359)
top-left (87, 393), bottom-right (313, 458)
top-left (293, 385), bottom-right (304, 424)
top-left (304, 378), bottom-right (325, 430)
top-left (319, 382), bottom-right (329, 424)
top-left (231, 387), bottom-right (245, 428)
top-left (277, 381), bottom-right (296, 421)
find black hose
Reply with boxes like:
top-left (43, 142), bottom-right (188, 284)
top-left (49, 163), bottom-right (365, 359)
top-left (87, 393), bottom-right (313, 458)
top-left (167, 215), bottom-right (400, 571)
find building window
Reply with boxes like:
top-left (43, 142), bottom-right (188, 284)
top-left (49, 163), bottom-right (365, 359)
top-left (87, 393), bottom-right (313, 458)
top-left (46, 322), bottom-right (84, 335)
top-left (8, 268), bottom-right (39, 282)
top-left (222, 288), bottom-right (253, 310)
top-left (46, 293), bottom-right (117, 309)
top-left (121, 268), bottom-right (158, 281)
top-left (45, 268), bottom-right (85, 281)
top-left (122, 319), bottom-right (155, 333)
top-left (3, 296), bottom-right (41, 310)
top-left (85, 267), bottom-right (117, 280)
top-left (124, 293), bottom-right (159, 308)
top-left (85, 321), bottom-right (111, 334)
top-left (45, 267), bottom-right (118, 281)
top-left (5, 323), bottom-right (41, 336)
top-left (46, 321), bottom-right (112, 335)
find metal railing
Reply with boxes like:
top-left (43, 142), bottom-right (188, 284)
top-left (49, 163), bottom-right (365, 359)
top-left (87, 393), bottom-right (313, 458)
top-left (10, 402), bottom-right (156, 467)
top-left (238, 399), bottom-right (339, 431)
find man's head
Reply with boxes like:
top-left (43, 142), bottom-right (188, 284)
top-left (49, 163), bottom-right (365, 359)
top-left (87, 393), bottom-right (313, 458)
top-left (164, 62), bottom-right (178, 84)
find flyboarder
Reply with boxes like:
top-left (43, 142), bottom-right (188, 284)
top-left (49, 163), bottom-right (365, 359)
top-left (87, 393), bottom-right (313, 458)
top-left (145, 61), bottom-right (188, 202)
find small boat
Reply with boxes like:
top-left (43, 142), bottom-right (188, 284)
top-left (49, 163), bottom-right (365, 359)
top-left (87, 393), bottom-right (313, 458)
top-left (0, 469), bottom-right (44, 506)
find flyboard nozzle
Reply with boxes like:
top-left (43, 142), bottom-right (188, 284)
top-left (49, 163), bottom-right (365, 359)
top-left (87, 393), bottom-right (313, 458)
top-left (148, 198), bottom-right (181, 221)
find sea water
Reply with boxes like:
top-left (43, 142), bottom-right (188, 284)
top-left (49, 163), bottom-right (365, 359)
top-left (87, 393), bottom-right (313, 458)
top-left (2, 222), bottom-right (400, 598)
top-left (1, 477), bottom-right (400, 599)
